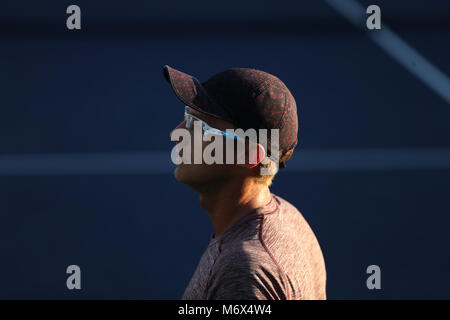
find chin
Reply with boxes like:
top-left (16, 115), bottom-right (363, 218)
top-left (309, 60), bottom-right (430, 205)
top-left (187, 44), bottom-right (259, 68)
top-left (174, 164), bottom-right (222, 190)
top-left (174, 165), bottom-right (185, 182)
top-left (174, 164), bottom-right (199, 185)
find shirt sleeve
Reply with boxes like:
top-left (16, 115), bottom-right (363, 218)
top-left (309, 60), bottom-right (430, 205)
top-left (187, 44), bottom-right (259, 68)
top-left (205, 249), bottom-right (289, 300)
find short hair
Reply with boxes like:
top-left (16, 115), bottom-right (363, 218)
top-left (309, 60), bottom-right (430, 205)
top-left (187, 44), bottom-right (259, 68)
top-left (253, 148), bottom-right (295, 187)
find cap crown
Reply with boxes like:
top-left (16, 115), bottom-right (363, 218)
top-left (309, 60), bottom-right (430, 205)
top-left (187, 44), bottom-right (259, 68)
top-left (202, 68), bottom-right (299, 157)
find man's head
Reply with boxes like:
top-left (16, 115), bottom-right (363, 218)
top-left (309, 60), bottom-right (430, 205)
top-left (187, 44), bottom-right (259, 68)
top-left (164, 65), bottom-right (298, 191)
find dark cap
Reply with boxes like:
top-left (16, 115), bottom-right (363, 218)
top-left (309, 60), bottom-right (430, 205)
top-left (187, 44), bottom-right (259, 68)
top-left (163, 65), bottom-right (298, 168)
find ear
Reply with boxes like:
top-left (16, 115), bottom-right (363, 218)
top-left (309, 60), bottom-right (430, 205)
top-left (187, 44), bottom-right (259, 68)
top-left (240, 142), bottom-right (266, 169)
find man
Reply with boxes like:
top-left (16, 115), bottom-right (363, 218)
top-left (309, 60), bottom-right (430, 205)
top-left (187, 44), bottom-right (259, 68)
top-left (163, 65), bottom-right (326, 300)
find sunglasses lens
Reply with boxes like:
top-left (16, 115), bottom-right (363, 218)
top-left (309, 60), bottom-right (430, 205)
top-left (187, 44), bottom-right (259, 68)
top-left (186, 116), bottom-right (193, 130)
top-left (184, 111), bottom-right (216, 135)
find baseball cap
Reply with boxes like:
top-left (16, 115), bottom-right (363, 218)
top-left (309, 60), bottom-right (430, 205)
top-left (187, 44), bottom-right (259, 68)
top-left (163, 65), bottom-right (298, 168)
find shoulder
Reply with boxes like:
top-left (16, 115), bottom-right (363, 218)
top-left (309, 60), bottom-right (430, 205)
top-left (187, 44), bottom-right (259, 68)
top-left (262, 194), bottom-right (314, 240)
top-left (206, 240), bottom-right (290, 300)
top-left (273, 194), bottom-right (302, 216)
top-left (262, 194), bottom-right (327, 299)
top-left (216, 239), bottom-right (278, 273)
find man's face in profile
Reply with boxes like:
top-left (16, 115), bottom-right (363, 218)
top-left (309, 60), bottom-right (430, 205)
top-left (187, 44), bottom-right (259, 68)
top-left (170, 107), bottom-right (241, 191)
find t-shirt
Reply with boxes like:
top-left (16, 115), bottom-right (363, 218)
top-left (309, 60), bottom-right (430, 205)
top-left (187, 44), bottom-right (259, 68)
top-left (182, 193), bottom-right (327, 300)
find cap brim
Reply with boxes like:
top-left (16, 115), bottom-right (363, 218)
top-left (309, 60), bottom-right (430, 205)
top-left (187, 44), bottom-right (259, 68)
top-left (163, 65), bottom-right (233, 122)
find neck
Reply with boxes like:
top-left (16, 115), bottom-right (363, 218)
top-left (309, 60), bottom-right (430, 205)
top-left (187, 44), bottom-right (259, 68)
top-left (198, 178), bottom-right (272, 238)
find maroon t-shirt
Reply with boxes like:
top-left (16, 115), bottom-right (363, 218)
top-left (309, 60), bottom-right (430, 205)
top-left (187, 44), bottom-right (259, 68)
top-left (182, 193), bottom-right (327, 300)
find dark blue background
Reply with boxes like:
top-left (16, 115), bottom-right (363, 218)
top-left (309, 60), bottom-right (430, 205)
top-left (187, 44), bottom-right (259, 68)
top-left (1, 1), bottom-right (449, 299)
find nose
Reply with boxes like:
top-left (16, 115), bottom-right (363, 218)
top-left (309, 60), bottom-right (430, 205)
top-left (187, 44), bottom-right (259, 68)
top-left (170, 120), bottom-right (187, 139)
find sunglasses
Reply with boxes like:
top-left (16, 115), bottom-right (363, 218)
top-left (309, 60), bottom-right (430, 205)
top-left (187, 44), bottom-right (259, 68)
top-left (184, 106), bottom-right (243, 141)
